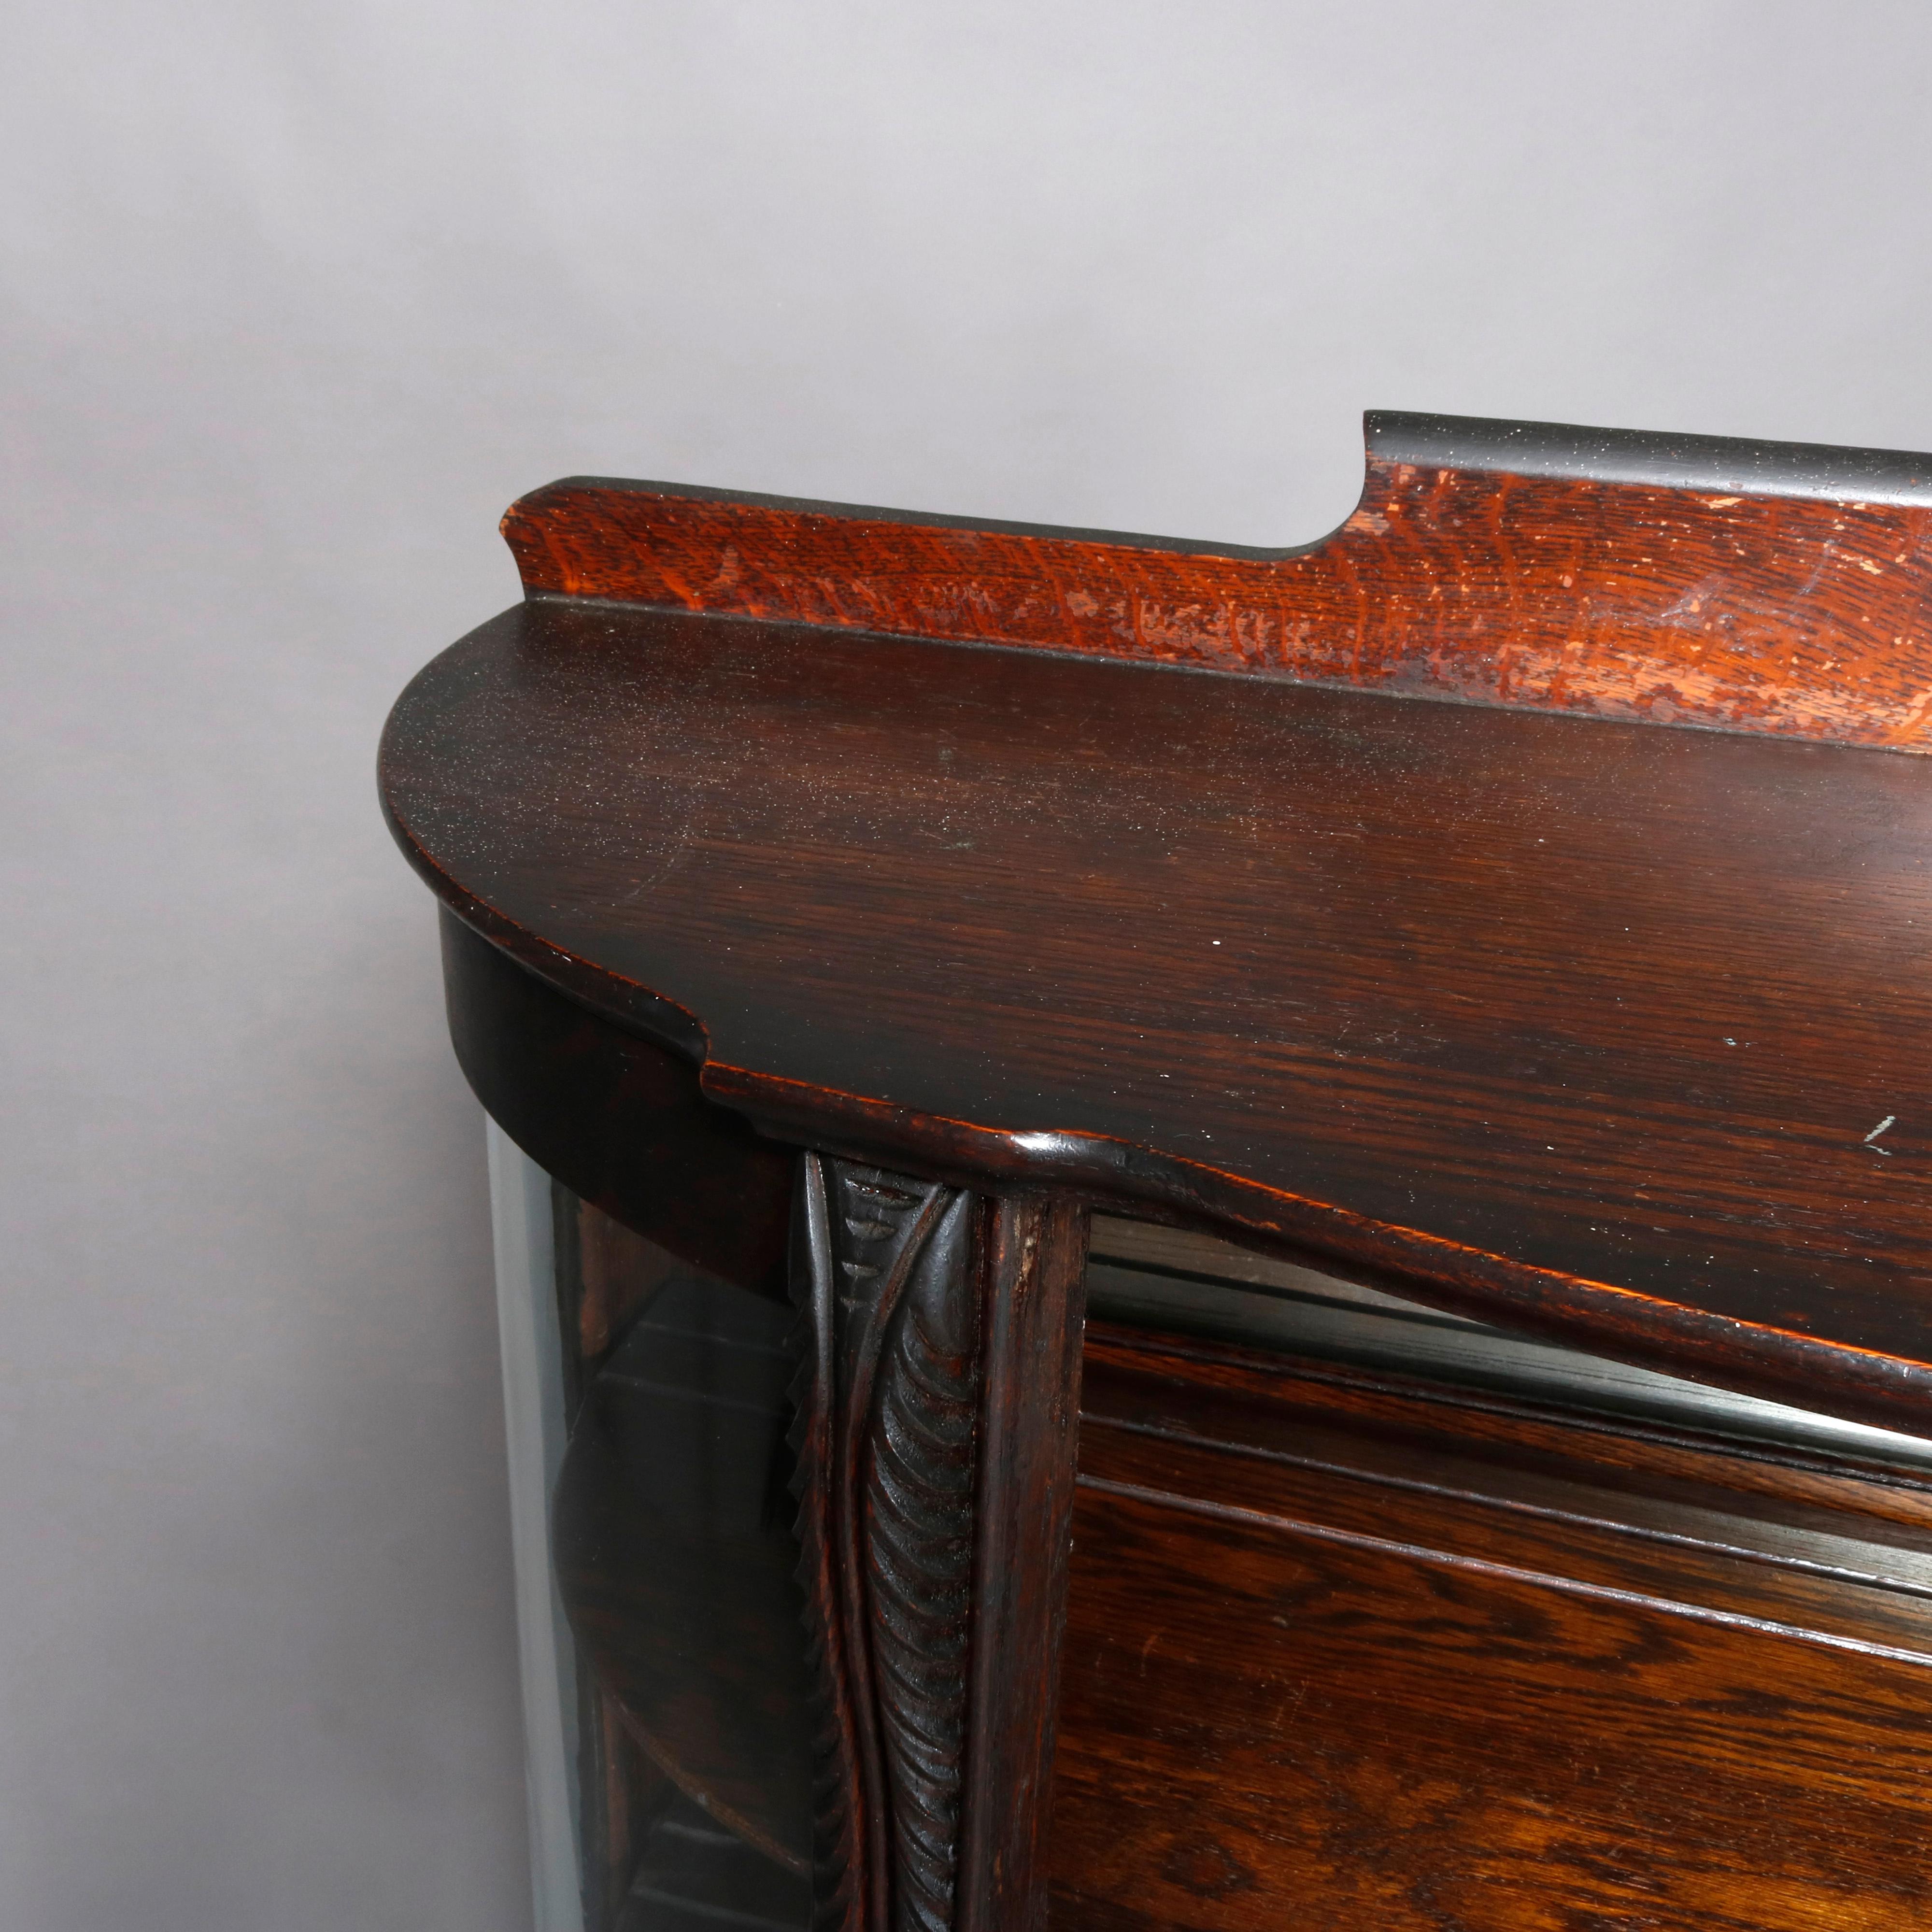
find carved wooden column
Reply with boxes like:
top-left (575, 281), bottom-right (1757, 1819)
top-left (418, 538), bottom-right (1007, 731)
top-left (790, 1153), bottom-right (1089, 1932)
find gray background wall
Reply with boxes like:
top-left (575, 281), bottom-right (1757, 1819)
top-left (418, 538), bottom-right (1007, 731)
top-left (5, 3), bottom-right (1931, 1926)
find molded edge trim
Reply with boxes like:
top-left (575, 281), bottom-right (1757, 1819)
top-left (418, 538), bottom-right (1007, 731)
top-left (387, 744), bottom-right (1932, 1447)
top-left (1370, 412), bottom-right (1932, 507)
top-left (704, 1069), bottom-right (1932, 1445)
top-left (381, 779), bottom-right (712, 1061)
top-left (399, 790), bottom-right (1932, 1443)
top-left (382, 604), bottom-right (1932, 1430)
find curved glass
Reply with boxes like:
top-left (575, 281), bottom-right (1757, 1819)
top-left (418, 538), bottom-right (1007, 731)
top-left (487, 1121), bottom-right (810, 1932)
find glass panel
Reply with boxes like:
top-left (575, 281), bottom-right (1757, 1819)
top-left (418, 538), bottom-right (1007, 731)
top-left (486, 1120), bottom-right (810, 1932)
top-left (486, 1122), bottom-right (582, 1931)
top-left (1088, 1215), bottom-right (1932, 1472)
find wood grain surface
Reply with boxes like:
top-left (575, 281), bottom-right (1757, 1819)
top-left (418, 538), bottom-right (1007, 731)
top-left (1051, 1321), bottom-right (1932, 1931)
top-left (390, 597), bottom-right (1932, 1432)
top-left (956, 1195), bottom-right (1088, 1932)
top-left (501, 413), bottom-right (1932, 750)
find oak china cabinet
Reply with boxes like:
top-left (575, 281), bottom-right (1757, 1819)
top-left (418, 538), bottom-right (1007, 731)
top-left (382, 413), bottom-right (1932, 1932)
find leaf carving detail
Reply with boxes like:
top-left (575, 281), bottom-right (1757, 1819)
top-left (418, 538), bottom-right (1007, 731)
top-left (791, 1155), bottom-right (982, 1932)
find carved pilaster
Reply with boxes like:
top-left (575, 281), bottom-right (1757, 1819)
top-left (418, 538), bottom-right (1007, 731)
top-left (792, 1152), bottom-right (1090, 1932)
top-left (791, 1155), bottom-right (983, 1932)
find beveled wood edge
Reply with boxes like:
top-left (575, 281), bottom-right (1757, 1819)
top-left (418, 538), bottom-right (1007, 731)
top-left (1368, 412), bottom-right (1932, 507)
top-left (385, 789), bottom-right (710, 1058)
top-left (393, 770), bottom-right (1932, 1441)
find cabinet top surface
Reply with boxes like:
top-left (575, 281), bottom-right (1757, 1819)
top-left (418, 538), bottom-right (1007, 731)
top-left (384, 590), bottom-right (1932, 1428)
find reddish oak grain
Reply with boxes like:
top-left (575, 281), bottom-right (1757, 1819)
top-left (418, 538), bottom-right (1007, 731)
top-left (502, 457), bottom-right (1932, 750)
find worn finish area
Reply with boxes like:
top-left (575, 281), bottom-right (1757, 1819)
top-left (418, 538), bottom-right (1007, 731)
top-left (503, 413), bottom-right (1932, 751)
top-left (385, 591), bottom-right (1932, 1433)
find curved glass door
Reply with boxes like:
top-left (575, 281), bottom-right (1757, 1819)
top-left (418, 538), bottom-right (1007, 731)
top-left (487, 1121), bottom-right (811, 1932)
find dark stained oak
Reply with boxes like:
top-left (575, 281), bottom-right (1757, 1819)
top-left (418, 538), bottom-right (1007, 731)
top-left (502, 413), bottom-right (1932, 750)
top-left (1051, 1322), bottom-right (1932, 1932)
top-left (388, 595), bottom-right (1932, 1434)
top-left (956, 1195), bottom-right (1088, 1932)
top-left (542, 1208), bottom-right (1932, 1932)
top-left (791, 1156), bottom-right (983, 1932)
